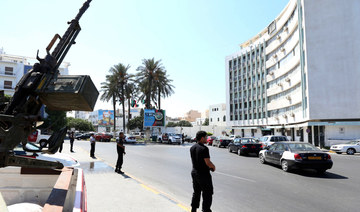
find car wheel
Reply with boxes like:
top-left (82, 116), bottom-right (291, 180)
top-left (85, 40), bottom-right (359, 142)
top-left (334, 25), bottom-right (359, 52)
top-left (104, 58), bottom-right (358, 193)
top-left (259, 154), bottom-right (266, 164)
top-left (39, 139), bottom-right (47, 148)
top-left (346, 148), bottom-right (355, 155)
top-left (100, 138), bottom-right (104, 142)
top-left (228, 147), bottom-right (232, 153)
top-left (217, 143), bottom-right (221, 148)
top-left (237, 149), bottom-right (242, 156)
top-left (281, 160), bottom-right (290, 172)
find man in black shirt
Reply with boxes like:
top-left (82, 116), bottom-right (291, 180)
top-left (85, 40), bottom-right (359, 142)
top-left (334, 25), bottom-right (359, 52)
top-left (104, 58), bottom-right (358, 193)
top-left (190, 131), bottom-right (216, 212)
top-left (116, 132), bottom-right (126, 174)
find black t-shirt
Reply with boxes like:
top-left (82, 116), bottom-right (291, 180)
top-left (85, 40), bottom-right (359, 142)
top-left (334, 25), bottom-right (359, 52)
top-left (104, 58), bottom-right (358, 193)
top-left (190, 142), bottom-right (210, 174)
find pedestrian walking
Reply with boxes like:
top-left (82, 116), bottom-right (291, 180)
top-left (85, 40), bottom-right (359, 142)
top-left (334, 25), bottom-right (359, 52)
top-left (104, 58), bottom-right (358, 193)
top-left (190, 131), bottom-right (216, 212)
top-left (115, 132), bottom-right (126, 174)
top-left (69, 131), bottom-right (75, 153)
top-left (90, 134), bottom-right (96, 158)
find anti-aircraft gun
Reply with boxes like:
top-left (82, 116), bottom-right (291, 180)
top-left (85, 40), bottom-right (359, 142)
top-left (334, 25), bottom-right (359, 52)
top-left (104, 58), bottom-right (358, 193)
top-left (0, 0), bottom-right (98, 169)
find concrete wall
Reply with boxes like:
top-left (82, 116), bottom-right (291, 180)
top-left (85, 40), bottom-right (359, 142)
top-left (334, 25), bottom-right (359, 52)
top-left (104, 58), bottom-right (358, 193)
top-left (303, 0), bottom-right (360, 119)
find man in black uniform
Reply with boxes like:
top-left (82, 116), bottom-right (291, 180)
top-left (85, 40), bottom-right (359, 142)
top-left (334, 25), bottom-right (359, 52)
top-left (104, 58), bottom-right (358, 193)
top-left (115, 132), bottom-right (126, 174)
top-left (69, 131), bottom-right (75, 153)
top-left (190, 131), bottom-right (216, 212)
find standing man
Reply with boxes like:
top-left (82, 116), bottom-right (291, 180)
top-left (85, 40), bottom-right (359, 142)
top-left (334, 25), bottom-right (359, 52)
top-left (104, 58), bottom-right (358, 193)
top-left (69, 131), bottom-right (75, 153)
top-left (90, 134), bottom-right (96, 158)
top-left (115, 132), bottom-right (126, 174)
top-left (190, 131), bottom-right (216, 212)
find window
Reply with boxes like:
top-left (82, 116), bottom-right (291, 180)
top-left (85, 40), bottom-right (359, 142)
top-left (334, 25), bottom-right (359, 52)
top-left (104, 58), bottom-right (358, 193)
top-left (5, 67), bottom-right (13, 75)
top-left (210, 118), bottom-right (212, 122)
top-left (223, 116), bottom-right (226, 122)
top-left (217, 118), bottom-right (219, 122)
top-left (4, 81), bottom-right (12, 89)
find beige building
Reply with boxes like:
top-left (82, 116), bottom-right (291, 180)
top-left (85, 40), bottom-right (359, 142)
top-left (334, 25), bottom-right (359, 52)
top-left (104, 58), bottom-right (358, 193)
top-left (184, 110), bottom-right (201, 122)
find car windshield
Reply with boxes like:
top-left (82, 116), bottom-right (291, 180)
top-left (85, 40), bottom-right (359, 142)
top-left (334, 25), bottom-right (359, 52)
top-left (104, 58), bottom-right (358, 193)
top-left (241, 138), bottom-right (255, 144)
top-left (288, 143), bottom-right (318, 151)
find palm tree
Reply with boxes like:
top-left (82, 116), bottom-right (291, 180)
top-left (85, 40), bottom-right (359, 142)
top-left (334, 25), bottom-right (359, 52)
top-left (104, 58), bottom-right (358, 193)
top-left (136, 58), bottom-right (164, 109)
top-left (109, 63), bottom-right (132, 133)
top-left (153, 70), bottom-right (174, 109)
top-left (124, 82), bottom-right (137, 133)
top-left (100, 74), bottom-right (118, 133)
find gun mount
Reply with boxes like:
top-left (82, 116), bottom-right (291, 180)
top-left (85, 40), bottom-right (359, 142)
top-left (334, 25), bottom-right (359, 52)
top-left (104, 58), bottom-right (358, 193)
top-left (0, 0), bottom-right (98, 169)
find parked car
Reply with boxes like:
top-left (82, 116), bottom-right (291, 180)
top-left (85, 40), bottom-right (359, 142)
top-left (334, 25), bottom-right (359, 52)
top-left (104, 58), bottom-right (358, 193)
top-left (131, 132), bottom-right (144, 139)
top-left (259, 142), bottom-right (333, 173)
top-left (94, 132), bottom-right (112, 142)
top-left (14, 143), bottom-right (80, 167)
top-left (258, 135), bottom-right (289, 147)
top-left (183, 135), bottom-right (192, 142)
top-left (229, 135), bottom-right (241, 140)
top-left (190, 136), bottom-right (197, 143)
top-left (228, 137), bottom-right (263, 156)
top-left (27, 129), bottom-right (51, 147)
top-left (330, 140), bottom-right (360, 155)
top-left (167, 133), bottom-right (182, 144)
top-left (158, 133), bottom-right (169, 143)
top-left (206, 136), bottom-right (216, 145)
top-left (124, 134), bottom-right (137, 143)
top-left (76, 133), bottom-right (92, 140)
top-left (212, 136), bottom-right (232, 148)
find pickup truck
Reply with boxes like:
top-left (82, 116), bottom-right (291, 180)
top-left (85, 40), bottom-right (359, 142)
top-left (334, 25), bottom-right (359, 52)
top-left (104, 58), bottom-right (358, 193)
top-left (0, 166), bottom-right (86, 211)
top-left (158, 133), bottom-right (181, 145)
top-left (27, 129), bottom-right (51, 148)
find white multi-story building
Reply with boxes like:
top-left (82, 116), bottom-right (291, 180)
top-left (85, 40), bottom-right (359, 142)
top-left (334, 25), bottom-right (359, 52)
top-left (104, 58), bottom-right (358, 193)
top-left (226, 0), bottom-right (360, 147)
top-left (0, 48), bottom-right (69, 96)
top-left (209, 103), bottom-right (226, 126)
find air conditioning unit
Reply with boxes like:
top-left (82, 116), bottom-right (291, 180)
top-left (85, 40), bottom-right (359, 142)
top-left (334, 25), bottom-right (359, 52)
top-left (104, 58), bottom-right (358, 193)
top-left (282, 114), bottom-right (288, 118)
top-left (290, 112), bottom-right (295, 117)
top-left (277, 35), bottom-right (281, 40)
top-left (269, 71), bottom-right (274, 75)
top-left (277, 82), bottom-right (283, 87)
top-left (286, 95), bottom-right (291, 100)
top-left (285, 77), bottom-right (290, 82)
top-left (273, 54), bottom-right (278, 58)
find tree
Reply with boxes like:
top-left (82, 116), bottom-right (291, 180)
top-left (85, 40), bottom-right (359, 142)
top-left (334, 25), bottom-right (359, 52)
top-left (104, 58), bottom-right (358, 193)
top-left (42, 107), bottom-right (67, 132)
top-left (166, 122), bottom-right (177, 127)
top-left (101, 63), bottom-right (133, 133)
top-left (153, 70), bottom-right (174, 109)
top-left (136, 58), bottom-right (165, 109)
top-left (100, 74), bottom-right (118, 133)
top-left (177, 120), bottom-right (192, 127)
top-left (127, 109), bottom-right (144, 131)
top-left (124, 82), bottom-right (138, 133)
top-left (67, 117), bottom-right (94, 132)
top-left (203, 118), bottom-right (209, 126)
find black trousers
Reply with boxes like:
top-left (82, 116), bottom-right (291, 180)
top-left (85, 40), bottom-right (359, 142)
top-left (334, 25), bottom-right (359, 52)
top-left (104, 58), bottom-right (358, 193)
top-left (191, 171), bottom-right (213, 212)
top-left (116, 146), bottom-right (124, 170)
top-left (70, 139), bottom-right (74, 151)
top-left (90, 143), bottom-right (95, 157)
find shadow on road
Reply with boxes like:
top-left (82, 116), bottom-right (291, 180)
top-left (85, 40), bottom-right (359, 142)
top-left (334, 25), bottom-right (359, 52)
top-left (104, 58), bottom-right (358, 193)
top-left (291, 170), bottom-right (348, 179)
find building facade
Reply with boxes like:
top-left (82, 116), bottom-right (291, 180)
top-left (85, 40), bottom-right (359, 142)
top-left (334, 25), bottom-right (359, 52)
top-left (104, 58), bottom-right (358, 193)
top-left (0, 48), bottom-right (69, 96)
top-left (226, 0), bottom-right (360, 147)
top-left (209, 103), bottom-right (226, 126)
top-left (184, 110), bottom-right (202, 122)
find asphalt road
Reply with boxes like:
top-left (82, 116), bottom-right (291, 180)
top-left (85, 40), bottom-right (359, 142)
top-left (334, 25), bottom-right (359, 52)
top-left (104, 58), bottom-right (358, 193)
top-left (76, 140), bottom-right (360, 212)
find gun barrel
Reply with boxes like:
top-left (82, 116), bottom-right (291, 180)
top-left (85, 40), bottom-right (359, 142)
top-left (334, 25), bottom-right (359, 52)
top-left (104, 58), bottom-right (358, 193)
top-left (75, 0), bottom-right (92, 21)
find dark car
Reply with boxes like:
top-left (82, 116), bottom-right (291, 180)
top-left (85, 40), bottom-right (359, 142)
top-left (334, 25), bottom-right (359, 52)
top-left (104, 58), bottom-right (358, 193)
top-left (228, 137), bottom-right (263, 156)
top-left (212, 136), bottom-right (232, 148)
top-left (76, 133), bottom-right (91, 140)
top-left (259, 142), bottom-right (333, 173)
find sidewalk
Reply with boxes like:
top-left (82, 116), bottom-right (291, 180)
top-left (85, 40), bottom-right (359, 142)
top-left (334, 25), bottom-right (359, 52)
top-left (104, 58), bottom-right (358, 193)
top-left (61, 142), bottom-right (189, 212)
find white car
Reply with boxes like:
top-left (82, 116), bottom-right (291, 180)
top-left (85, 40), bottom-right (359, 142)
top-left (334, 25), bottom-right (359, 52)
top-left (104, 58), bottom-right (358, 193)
top-left (258, 135), bottom-right (289, 147)
top-left (124, 134), bottom-right (137, 143)
top-left (330, 140), bottom-right (360, 155)
top-left (14, 143), bottom-right (80, 167)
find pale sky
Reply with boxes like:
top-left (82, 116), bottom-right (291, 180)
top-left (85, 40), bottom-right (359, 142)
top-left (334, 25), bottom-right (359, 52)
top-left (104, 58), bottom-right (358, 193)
top-left (0, 0), bottom-right (289, 118)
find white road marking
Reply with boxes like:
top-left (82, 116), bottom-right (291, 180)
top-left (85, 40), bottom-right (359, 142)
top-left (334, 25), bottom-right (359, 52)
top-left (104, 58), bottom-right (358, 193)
top-left (214, 171), bottom-right (256, 183)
